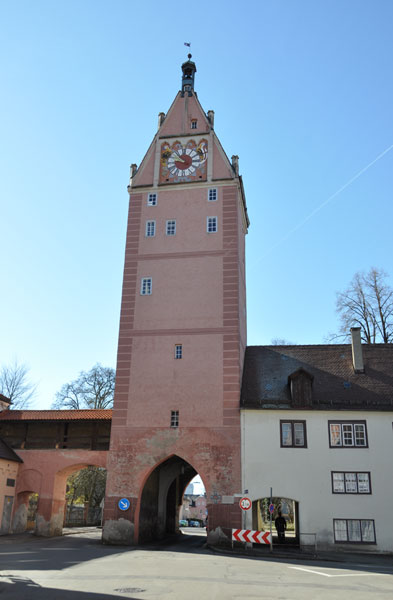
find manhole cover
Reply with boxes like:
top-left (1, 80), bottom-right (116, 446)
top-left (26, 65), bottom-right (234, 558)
top-left (114, 588), bottom-right (145, 594)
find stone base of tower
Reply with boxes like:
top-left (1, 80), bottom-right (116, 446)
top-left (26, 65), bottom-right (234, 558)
top-left (101, 427), bottom-right (242, 546)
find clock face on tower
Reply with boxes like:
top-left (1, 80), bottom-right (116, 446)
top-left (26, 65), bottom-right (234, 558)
top-left (160, 139), bottom-right (208, 184)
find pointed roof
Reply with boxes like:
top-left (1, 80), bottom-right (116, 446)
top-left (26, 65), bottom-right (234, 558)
top-left (0, 437), bottom-right (23, 463)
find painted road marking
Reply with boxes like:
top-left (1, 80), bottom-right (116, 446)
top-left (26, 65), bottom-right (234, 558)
top-left (289, 566), bottom-right (386, 578)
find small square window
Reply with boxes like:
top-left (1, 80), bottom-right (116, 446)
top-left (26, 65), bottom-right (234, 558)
top-left (140, 277), bottom-right (152, 295)
top-left (145, 220), bottom-right (156, 237)
top-left (280, 421), bottom-right (307, 448)
top-left (191, 119), bottom-right (197, 129)
top-left (207, 217), bottom-right (217, 233)
top-left (147, 193), bottom-right (157, 206)
top-left (175, 344), bottom-right (182, 359)
top-left (171, 410), bottom-right (179, 428)
top-left (166, 220), bottom-right (176, 236)
top-left (208, 188), bottom-right (217, 202)
top-left (6, 478), bottom-right (15, 487)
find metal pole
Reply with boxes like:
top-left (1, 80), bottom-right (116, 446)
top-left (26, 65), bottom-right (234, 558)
top-left (270, 487), bottom-right (273, 553)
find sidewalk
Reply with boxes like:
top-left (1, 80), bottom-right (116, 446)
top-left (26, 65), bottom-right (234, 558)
top-left (208, 541), bottom-right (393, 567)
top-left (0, 526), bottom-right (101, 545)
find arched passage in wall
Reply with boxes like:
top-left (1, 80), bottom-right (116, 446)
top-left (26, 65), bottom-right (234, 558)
top-left (253, 496), bottom-right (299, 545)
top-left (137, 455), bottom-right (203, 544)
top-left (51, 462), bottom-right (107, 536)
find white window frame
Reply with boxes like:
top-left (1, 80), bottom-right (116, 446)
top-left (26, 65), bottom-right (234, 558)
top-left (208, 188), bottom-right (217, 202)
top-left (145, 220), bottom-right (156, 237)
top-left (329, 421), bottom-right (367, 447)
top-left (191, 119), bottom-right (197, 129)
top-left (166, 220), bottom-right (176, 236)
top-left (140, 277), bottom-right (152, 295)
top-left (332, 472), bottom-right (371, 494)
top-left (207, 216), bottom-right (217, 233)
top-left (333, 519), bottom-right (376, 543)
top-left (147, 193), bottom-right (157, 206)
top-left (170, 410), bottom-right (179, 428)
top-left (175, 344), bottom-right (182, 359)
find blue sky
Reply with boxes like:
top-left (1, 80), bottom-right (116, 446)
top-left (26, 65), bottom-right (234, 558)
top-left (1, 1), bottom-right (392, 409)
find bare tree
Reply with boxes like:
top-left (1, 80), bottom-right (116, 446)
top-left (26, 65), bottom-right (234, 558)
top-left (271, 338), bottom-right (296, 345)
top-left (334, 268), bottom-right (393, 343)
top-left (52, 363), bottom-right (115, 409)
top-left (0, 360), bottom-right (37, 409)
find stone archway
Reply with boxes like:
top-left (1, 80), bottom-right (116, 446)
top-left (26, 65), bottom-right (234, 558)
top-left (137, 455), bottom-right (198, 544)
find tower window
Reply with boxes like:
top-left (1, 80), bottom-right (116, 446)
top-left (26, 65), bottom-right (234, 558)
top-left (166, 220), bottom-right (176, 236)
top-left (140, 277), bottom-right (152, 295)
top-left (208, 188), bottom-right (217, 202)
top-left (145, 220), bottom-right (156, 237)
top-left (171, 410), bottom-right (179, 428)
top-left (147, 193), bottom-right (157, 206)
top-left (175, 344), bottom-right (182, 359)
top-left (207, 217), bottom-right (217, 233)
top-left (191, 119), bottom-right (197, 129)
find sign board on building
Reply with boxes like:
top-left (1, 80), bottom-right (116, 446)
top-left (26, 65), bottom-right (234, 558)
top-left (118, 498), bottom-right (130, 511)
top-left (239, 497), bottom-right (252, 511)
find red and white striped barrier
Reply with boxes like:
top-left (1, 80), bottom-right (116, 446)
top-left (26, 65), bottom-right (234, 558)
top-left (232, 529), bottom-right (272, 544)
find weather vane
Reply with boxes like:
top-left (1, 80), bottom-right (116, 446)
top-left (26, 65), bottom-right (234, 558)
top-left (184, 41), bottom-right (192, 58)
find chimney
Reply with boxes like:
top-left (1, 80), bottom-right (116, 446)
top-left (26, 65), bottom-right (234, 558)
top-left (207, 110), bottom-right (214, 128)
top-left (0, 394), bottom-right (11, 412)
top-left (157, 112), bottom-right (165, 129)
top-left (351, 327), bottom-right (364, 373)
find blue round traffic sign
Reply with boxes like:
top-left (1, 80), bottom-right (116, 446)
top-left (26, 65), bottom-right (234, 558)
top-left (269, 503), bottom-right (274, 514)
top-left (118, 498), bottom-right (130, 511)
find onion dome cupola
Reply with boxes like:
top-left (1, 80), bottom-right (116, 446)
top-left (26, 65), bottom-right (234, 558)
top-left (181, 54), bottom-right (197, 97)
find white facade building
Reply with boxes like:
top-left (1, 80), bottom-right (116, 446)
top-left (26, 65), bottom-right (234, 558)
top-left (240, 329), bottom-right (393, 553)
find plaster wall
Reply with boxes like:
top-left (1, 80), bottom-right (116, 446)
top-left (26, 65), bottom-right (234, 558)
top-left (242, 409), bottom-right (393, 552)
top-left (0, 459), bottom-right (19, 533)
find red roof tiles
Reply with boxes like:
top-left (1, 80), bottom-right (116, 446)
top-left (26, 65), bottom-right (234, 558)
top-left (0, 409), bottom-right (112, 421)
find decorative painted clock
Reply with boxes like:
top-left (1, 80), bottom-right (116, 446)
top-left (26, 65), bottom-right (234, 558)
top-left (160, 139), bottom-right (208, 183)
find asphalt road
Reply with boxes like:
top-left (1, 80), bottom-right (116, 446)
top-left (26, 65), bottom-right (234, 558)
top-left (1, 528), bottom-right (393, 599)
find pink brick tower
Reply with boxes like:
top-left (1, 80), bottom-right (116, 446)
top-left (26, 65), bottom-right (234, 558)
top-left (103, 56), bottom-right (249, 544)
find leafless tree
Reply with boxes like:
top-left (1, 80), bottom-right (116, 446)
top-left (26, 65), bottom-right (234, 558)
top-left (271, 338), bottom-right (296, 345)
top-left (0, 360), bottom-right (37, 409)
top-left (52, 363), bottom-right (115, 409)
top-left (334, 268), bottom-right (393, 343)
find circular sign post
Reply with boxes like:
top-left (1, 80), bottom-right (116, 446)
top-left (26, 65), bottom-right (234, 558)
top-left (269, 503), bottom-right (274, 514)
top-left (239, 497), bottom-right (252, 511)
top-left (118, 498), bottom-right (130, 511)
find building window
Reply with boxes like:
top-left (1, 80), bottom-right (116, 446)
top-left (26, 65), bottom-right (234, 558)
top-left (147, 193), bottom-right (157, 206)
top-left (333, 519), bottom-right (376, 543)
top-left (140, 277), bottom-right (152, 295)
top-left (332, 472), bottom-right (371, 494)
top-left (280, 421), bottom-right (307, 448)
top-left (6, 478), bottom-right (15, 487)
top-left (329, 421), bottom-right (367, 448)
top-left (145, 220), bottom-right (156, 237)
top-left (166, 220), bottom-right (176, 236)
top-left (171, 410), bottom-right (179, 428)
top-left (207, 216), bottom-right (217, 233)
top-left (208, 188), bottom-right (217, 202)
top-left (175, 344), bottom-right (182, 359)
top-left (191, 119), bottom-right (197, 129)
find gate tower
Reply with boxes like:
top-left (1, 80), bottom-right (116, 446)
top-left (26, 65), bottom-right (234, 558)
top-left (103, 56), bottom-right (249, 544)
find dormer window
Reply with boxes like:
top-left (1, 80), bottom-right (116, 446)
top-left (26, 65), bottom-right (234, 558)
top-left (288, 368), bottom-right (314, 407)
top-left (191, 119), bottom-right (197, 129)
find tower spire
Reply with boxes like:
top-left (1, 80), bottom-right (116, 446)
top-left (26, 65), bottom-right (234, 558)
top-left (181, 54), bottom-right (196, 97)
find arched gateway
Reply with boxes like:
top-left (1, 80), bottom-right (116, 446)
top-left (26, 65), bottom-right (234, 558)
top-left (102, 57), bottom-right (249, 545)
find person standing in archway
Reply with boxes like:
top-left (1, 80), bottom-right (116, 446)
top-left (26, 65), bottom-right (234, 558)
top-left (275, 511), bottom-right (286, 543)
